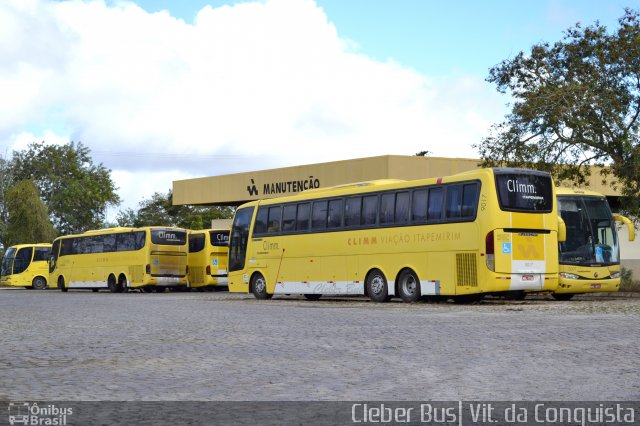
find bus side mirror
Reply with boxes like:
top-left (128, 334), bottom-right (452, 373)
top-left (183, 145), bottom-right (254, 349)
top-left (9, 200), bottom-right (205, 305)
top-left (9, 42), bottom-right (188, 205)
top-left (557, 216), bottom-right (566, 243)
top-left (613, 214), bottom-right (635, 242)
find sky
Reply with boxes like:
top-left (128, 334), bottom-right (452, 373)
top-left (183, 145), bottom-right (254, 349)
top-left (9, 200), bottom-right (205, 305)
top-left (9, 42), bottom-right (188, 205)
top-left (1, 0), bottom-right (638, 219)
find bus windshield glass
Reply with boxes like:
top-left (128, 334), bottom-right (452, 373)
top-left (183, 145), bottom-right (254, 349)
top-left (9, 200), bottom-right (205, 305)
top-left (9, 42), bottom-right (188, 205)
top-left (559, 197), bottom-right (619, 265)
top-left (1, 247), bottom-right (16, 275)
top-left (495, 172), bottom-right (553, 212)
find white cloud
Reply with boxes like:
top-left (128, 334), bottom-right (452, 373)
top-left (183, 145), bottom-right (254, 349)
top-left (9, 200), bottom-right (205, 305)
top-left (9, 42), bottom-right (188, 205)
top-left (0, 0), bottom-right (506, 215)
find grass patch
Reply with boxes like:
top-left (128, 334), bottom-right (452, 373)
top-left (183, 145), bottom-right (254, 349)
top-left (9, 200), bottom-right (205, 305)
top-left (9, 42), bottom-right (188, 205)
top-left (620, 267), bottom-right (640, 292)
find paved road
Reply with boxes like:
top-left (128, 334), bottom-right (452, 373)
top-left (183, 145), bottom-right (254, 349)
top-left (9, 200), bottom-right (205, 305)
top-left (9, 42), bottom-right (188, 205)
top-left (1, 289), bottom-right (639, 401)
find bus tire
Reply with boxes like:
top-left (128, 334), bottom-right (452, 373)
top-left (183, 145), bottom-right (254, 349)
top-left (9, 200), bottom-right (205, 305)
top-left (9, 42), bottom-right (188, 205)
top-left (366, 269), bottom-right (390, 303)
top-left (108, 275), bottom-right (118, 293)
top-left (397, 269), bottom-right (421, 303)
top-left (155, 287), bottom-right (166, 293)
top-left (118, 274), bottom-right (128, 293)
top-left (58, 277), bottom-right (68, 292)
top-left (304, 294), bottom-right (322, 301)
top-left (251, 273), bottom-right (272, 300)
top-left (552, 293), bottom-right (575, 301)
top-left (32, 276), bottom-right (47, 290)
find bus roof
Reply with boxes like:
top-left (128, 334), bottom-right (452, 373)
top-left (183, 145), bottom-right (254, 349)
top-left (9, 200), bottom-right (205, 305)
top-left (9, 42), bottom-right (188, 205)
top-left (4, 243), bottom-right (52, 250)
top-left (556, 187), bottom-right (606, 197)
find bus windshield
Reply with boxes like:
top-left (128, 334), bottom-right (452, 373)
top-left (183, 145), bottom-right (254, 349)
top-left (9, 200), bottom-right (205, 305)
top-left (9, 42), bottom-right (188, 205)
top-left (495, 172), bottom-right (553, 212)
top-left (1, 247), bottom-right (16, 276)
top-left (559, 196), bottom-right (619, 265)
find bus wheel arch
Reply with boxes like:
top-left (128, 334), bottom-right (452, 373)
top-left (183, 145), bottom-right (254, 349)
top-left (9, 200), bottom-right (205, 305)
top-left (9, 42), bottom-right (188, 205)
top-left (57, 276), bottom-right (68, 292)
top-left (365, 268), bottom-right (390, 303)
top-left (32, 276), bottom-right (48, 290)
top-left (397, 268), bottom-right (421, 303)
top-left (250, 271), bottom-right (272, 300)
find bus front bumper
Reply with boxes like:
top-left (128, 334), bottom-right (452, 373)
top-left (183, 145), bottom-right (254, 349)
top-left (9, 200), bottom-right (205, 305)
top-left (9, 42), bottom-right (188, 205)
top-left (556, 277), bottom-right (620, 294)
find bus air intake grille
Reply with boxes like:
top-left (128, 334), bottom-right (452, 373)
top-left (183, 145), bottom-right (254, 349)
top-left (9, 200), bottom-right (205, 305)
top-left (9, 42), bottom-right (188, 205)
top-left (456, 253), bottom-right (478, 287)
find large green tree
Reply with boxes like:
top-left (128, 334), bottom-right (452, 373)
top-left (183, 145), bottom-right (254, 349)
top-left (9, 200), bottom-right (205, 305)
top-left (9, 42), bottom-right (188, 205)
top-left (476, 9), bottom-right (640, 212)
top-left (116, 190), bottom-right (233, 229)
top-left (11, 142), bottom-right (120, 234)
top-left (3, 180), bottom-right (56, 247)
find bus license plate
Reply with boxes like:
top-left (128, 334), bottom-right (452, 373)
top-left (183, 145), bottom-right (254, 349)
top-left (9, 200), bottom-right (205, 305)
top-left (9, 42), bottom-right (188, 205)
top-left (522, 274), bottom-right (534, 281)
top-left (591, 284), bottom-right (601, 289)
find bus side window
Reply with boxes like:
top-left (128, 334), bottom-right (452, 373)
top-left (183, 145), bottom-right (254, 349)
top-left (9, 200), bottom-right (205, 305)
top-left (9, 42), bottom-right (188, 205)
top-left (282, 205), bottom-right (296, 232)
top-left (362, 195), bottom-right (378, 226)
top-left (33, 247), bottom-right (50, 262)
top-left (312, 201), bottom-right (328, 230)
top-left (462, 183), bottom-right (479, 218)
top-left (412, 189), bottom-right (427, 222)
top-left (328, 199), bottom-right (343, 228)
top-left (267, 205), bottom-right (282, 234)
top-left (254, 207), bottom-right (268, 235)
top-left (296, 203), bottom-right (310, 231)
top-left (13, 247), bottom-right (33, 274)
top-left (427, 187), bottom-right (444, 221)
top-left (380, 193), bottom-right (395, 224)
top-left (344, 197), bottom-right (361, 227)
top-left (446, 185), bottom-right (462, 219)
top-left (395, 191), bottom-right (410, 224)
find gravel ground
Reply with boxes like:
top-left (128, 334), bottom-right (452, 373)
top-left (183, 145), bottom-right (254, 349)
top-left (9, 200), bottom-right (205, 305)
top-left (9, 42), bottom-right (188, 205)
top-left (1, 288), bottom-right (639, 401)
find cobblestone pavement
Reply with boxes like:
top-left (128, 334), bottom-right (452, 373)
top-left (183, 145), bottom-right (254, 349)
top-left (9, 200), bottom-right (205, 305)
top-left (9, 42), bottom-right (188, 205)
top-left (1, 288), bottom-right (639, 401)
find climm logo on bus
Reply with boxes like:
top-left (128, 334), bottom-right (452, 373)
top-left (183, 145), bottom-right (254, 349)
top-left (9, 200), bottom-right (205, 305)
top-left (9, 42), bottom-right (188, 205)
top-left (246, 176), bottom-right (321, 197)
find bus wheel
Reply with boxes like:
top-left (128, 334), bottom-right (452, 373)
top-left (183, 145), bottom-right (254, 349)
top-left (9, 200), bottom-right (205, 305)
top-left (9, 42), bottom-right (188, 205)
top-left (58, 277), bottom-right (68, 293)
top-left (32, 277), bottom-right (47, 290)
top-left (366, 269), bottom-right (390, 303)
top-left (398, 269), bottom-right (421, 303)
top-left (552, 293), bottom-right (575, 301)
top-left (251, 273), bottom-right (272, 300)
top-left (304, 294), bottom-right (322, 301)
top-left (108, 275), bottom-right (118, 293)
top-left (155, 287), bottom-right (166, 293)
top-left (118, 274), bottom-right (128, 293)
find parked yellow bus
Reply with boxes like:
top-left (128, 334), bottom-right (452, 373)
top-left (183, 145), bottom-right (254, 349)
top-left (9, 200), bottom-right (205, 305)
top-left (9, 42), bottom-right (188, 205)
top-left (555, 188), bottom-right (635, 300)
top-left (188, 228), bottom-right (230, 289)
top-left (1, 243), bottom-right (52, 290)
top-left (228, 168), bottom-right (561, 302)
top-left (49, 227), bottom-right (188, 292)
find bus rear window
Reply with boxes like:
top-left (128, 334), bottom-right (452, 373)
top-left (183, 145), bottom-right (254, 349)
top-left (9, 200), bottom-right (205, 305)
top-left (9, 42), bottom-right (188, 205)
top-left (151, 229), bottom-right (187, 245)
top-left (495, 172), bottom-right (553, 212)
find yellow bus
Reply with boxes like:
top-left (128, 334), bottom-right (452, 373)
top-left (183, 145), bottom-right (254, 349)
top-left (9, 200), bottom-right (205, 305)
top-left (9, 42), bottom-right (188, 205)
top-left (188, 228), bottom-right (230, 289)
top-left (49, 227), bottom-right (188, 292)
top-left (1, 243), bottom-right (52, 290)
top-left (228, 168), bottom-right (561, 302)
top-left (555, 187), bottom-right (635, 300)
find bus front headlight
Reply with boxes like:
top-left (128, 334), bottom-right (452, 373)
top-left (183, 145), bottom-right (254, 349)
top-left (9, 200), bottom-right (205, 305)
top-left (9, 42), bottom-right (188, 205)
top-left (610, 272), bottom-right (621, 279)
top-left (559, 272), bottom-right (580, 279)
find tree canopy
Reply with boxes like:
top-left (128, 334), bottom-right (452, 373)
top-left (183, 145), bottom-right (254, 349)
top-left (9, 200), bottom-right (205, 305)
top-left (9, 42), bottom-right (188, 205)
top-left (476, 9), bottom-right (640, 213)
top-left (3, 180), bottom-right (56, 247)
top-left (11, 142), bottom-right (121, 234)
top-left (116, 190), bottom-right (233, 229)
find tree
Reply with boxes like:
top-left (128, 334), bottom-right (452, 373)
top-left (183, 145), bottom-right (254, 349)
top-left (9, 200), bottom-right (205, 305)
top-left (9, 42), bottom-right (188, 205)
top-left (11, 142), bottom-right (120, 234)
top-left (476, 9), bottom-right (640, 213)
top-left (116, 190), bottom-right (233, 229)
top-left (3, 180), bottom-right (56, 247)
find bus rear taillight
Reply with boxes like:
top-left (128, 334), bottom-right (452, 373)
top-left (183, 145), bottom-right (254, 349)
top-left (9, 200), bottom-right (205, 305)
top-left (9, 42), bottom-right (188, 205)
top-left (485, 231), bottom-right (495, 271)
top-left (206, 265), bottom-right (211, 275)
top-left (145, 264), bottom-right (151, 274)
